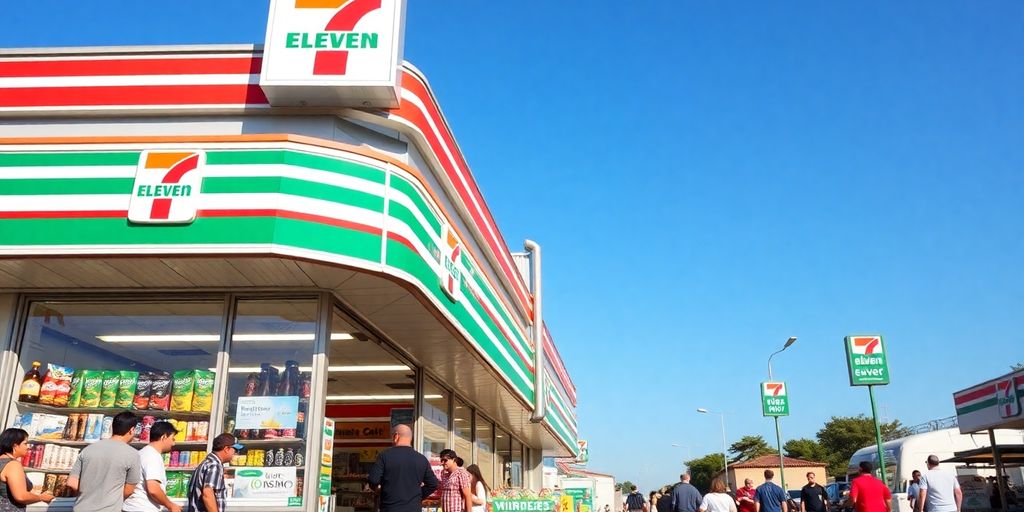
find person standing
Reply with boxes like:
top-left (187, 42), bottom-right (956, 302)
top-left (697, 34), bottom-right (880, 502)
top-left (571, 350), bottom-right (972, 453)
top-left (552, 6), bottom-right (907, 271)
top-left (850, 462), bottom-right (892, 512)
top-left (439, 449), bottom-right (473, 512)
top-left (801, 472), bottom-right (829, 512)
top-left (368, 425), bottom-right (439, 512)
top-left (187, 433), bottom-right (241, 512)
top-left (755, 470), bottom-right (788, 512)
top-left (67, 411), bottom-right (142, 512)
top-left (917, 455), bottom-right (961, 512)
top-left (0, 428), bottom-right (54, 511)
top-left (465, 464), bottom-right (490, 512)
top-left (625, 486), bottom-right (646, 512)
top-left (736, 479), bottom-right (757, 512)
top-left (700, 479), bottom-right (738, 512)
top-left (123, 421), bottom-right (182, 512)
top-left (672, 474), bottom-right (703, 512)
top-left (657, 487), bottom-right (673, 512)
top-left (907, 471), bottom-right (922, 512)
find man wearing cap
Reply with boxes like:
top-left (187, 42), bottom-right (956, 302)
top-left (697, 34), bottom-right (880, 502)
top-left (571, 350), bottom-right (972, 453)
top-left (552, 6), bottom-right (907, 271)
top-left (188, 433), bottom-right (243, 512)
top-left (917, 455), bottom-right (961, 512)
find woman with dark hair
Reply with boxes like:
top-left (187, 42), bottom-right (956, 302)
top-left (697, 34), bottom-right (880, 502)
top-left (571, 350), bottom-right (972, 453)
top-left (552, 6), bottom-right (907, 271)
top-left (0, 428), bottom-right (54, 511)
top-left (466, 464), bottom-right (490, 512)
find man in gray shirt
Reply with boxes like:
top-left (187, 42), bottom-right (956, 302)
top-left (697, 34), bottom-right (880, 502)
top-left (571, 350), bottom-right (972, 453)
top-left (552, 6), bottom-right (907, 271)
top-left (68, 411), bottom-right (143, 512)
top-left (671, 473), bottom-right (703, 512)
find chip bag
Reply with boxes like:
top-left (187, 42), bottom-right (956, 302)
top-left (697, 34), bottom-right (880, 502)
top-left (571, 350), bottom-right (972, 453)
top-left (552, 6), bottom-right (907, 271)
top-left (170, 370), bottom-right (196, 412)
top-left (191, 369), bottom-right (215, 413)
top-left (39, 364), bottom-right (73, 406)
top-left (78, 370), bottom-right (105, 408)
top-left (98, 370), bottom-right (120, 408)
top-left (67, 370), bottom-right (86, 408)
top-left (114, 370), bottom-right (139, 408)
top-left (148, 371), bottom-right (172, 411)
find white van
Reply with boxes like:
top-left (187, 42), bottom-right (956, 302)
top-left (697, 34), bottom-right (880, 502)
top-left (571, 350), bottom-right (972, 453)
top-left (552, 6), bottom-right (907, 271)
top-left (847, 428), bottom-right (1024, 512)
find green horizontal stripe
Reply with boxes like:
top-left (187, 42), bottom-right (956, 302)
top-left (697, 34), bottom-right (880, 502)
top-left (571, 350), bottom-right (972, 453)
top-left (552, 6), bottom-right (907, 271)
top-left (0, 178), bottom-right (133, 195)
top-left (388, 200), bottom-right (438, 257)
top-left (202, 176), bottom-right (384, 213)
top-left (206, 150), bottom-right (386, 184)
top-left (390, 174), bottom-right (441, 234)
top-left (0, 152), bottom-right (139, 167)
top-left (386, 239), bottom-right (534, 402)
top-left (956, 398), bottom-right (998, 415)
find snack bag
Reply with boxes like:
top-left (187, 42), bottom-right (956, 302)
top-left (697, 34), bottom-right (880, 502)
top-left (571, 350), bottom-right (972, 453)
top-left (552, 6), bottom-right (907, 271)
top-left (166, 472), bottom-right (182, 498)
top-left (66, 370), bottom-right (86, 408)
top-left (114, 370), bottom-right (139, 408)
top-left (191, 369), bottom-right (215, 413)
top-left (98, 370), bottom-right (120, 408)
top-left (148, 372), bottom-right (172, 411)
top-left (78, 370), bottom-right (105, 408)
top-left (39, 364), bottom-right (73, 406)
top-left (170, 370), bottom-right (196, 412)
top-left (133, 372), bottom-right (154, 410)
top-left (52, 368), bottom-right (74, 407)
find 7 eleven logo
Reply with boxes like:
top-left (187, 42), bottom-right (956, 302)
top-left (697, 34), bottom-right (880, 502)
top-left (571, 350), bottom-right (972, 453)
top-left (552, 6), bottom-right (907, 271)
top-left (764, 382), bottom-right (786, 397)
top-left (127, 151), bottom-right (205, 224)
top-left (438, 225), bottom-right (462, 302)
top-left (997, 378), bottom-right (1021, 418)
top-left (849, 336), bottom-right (882, 355)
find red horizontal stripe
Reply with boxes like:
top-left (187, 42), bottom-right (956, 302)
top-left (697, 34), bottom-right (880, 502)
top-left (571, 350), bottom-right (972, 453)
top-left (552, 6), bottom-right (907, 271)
top-left (0, 84), bottom-right (269, 108)
top-left (397, 72), bottom-right (533, 315)
top-left (0, 210), bottom-right (126, 219)
top-left (955, 385), bottom-right (995, 405)
top-left (385, 231), bottom-right (417, 254)
top-left (198, 208), bottom-right (381, 235)
top-left (0, 57), bottom-right (262, 78)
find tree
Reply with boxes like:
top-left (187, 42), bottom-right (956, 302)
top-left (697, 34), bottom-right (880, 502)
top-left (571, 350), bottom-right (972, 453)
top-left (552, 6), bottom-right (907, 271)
top-left (1012, 362), bottom-right (1024, 371)
top-left (685, 453), bottom-right (726, 493)
top-left (618, 480), bottom-right (636, 494)
top-left (784, 438), bottom-right (828, 462)
top-left (817, 415), bottom-right (912, 477)
top-left (728, 435), bottom-right (778, 462)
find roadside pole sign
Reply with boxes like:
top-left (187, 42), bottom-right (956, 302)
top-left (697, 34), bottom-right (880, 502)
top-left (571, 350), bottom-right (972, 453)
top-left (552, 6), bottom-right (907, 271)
top-left (844, 335), bottom-right (890, 386)
top-left (761, 382), bottom-right (789, 417)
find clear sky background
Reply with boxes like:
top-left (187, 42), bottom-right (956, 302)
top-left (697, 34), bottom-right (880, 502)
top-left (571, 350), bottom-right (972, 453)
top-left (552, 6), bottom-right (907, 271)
top-left (3, 0), bottom-right (1023, 493)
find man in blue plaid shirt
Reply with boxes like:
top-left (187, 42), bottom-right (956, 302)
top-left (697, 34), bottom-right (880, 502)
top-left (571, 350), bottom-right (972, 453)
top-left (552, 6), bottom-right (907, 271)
top-left (188, 433), bottom-right (242, 512)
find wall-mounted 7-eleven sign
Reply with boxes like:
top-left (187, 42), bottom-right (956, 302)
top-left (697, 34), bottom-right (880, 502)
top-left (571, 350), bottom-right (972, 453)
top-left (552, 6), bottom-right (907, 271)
top-left (761, 382), bottom-right (789, 417)
top-left (844, 335), bottom-right (890, 386)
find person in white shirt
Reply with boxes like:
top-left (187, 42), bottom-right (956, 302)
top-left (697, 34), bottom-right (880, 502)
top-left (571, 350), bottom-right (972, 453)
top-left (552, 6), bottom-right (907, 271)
top-left (917, 455), bottom-right (962, 512)
top-left (123, 421), bottom-right (182, 512)
top-left (466, 464), bottom-right (490, 512)
top-left (700, 479), bottom-right (737, 512)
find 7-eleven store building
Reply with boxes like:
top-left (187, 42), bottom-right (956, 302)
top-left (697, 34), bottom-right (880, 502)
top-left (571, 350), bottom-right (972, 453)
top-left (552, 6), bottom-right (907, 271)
top-left (0, 3), bottom-right (579, 510)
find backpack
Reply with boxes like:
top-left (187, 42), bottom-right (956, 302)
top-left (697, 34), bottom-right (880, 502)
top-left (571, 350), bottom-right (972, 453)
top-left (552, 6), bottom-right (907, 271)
top-left (627, 492), bottom-right (645, 511)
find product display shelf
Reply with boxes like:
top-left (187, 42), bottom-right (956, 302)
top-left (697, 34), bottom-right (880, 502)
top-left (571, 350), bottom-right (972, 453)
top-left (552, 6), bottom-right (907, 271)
top-left (28, 438), bottom-right (208, 448)
top-left (235, 437), bottom-right (306, 447)
top-left (17, 401), bottom-right (211, 420)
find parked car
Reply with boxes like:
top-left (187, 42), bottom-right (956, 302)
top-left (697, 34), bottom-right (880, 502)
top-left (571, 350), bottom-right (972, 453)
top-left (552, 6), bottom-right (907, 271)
top-left (825, 482), bottom-right (852, 512)
top-left (787, 490), bottom-right (802, 511)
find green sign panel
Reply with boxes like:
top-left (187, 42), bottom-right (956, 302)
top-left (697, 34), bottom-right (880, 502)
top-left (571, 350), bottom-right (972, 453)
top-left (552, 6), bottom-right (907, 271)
top-left (844, 335), bottom-right (890, 386)
top-left (490, 499), bottom-right (557, 512)
top-left (761, 381), bottom-right (789, 417)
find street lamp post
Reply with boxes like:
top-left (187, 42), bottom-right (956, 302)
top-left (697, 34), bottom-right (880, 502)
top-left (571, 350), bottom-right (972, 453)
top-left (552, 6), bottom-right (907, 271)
top-left (697, 408), bottom-right (730, 491)
top-left (767, 336), bottom-right (797, 491)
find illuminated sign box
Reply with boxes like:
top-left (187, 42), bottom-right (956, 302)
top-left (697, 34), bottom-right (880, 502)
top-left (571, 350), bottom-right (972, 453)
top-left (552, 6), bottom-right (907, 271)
top-left (260, 0), bottom-right (406, 108)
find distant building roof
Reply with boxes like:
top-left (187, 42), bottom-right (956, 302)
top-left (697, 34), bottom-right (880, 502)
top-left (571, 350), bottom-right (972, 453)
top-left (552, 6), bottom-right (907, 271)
top-left (730, 455), bottom-right (827, 469)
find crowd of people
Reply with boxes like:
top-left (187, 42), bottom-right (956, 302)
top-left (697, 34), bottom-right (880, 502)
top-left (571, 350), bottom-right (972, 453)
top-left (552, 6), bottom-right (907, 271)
top-left (0, 411), bottom-right (241, 512)
top-left (622, 455), bottom-right (965, 512)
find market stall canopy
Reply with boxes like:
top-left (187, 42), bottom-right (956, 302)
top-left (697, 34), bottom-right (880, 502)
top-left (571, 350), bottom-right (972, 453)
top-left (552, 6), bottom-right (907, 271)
top-left (953, 369), bottom-right (1024, 433)
top-left (942, 445), bottom-right (1024, 468)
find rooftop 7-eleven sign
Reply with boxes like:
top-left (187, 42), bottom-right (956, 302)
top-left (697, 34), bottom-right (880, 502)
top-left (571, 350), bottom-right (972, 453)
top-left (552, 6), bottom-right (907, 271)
top-left (845, 335), bottom-right (890, 386)
top-left (761, 382), bottom-right (789, 417)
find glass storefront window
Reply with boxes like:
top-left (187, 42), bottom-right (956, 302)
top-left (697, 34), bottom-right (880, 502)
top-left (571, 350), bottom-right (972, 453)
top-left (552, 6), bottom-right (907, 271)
top-left (495, 428), bottom-right (511, 488)
top-left (453, 399), bottom-right (472, 465)
top-left (421, 379), bottom-right (449, 460)
top-left (475, 418), bottom-right (493, 490)
top-left (8, 300), bottom-right (223, 504)
top-left (510, 438), bottom-right (523, 488)
top-left (327, 307), bottom-right (416, 511)
top-left (223, 298), bottom-right (317, 508)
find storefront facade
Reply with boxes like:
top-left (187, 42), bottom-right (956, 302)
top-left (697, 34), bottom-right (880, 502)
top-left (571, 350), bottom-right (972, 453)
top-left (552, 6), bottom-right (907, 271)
top-left (0, 4), bottom-right (579, 509)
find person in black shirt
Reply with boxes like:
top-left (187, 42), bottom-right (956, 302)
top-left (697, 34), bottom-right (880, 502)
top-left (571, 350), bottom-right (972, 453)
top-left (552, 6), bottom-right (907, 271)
top-left (800, 472), bottom-right (828, 512)
top-left (368, 424), bottom-right (439, 512)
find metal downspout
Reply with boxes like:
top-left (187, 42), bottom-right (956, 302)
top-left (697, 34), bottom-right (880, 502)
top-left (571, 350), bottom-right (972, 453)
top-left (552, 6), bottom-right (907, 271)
top-left (525, 239), bottom-right (546, 422)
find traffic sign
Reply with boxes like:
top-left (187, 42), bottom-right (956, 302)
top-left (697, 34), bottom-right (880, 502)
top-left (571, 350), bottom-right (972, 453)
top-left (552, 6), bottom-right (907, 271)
top-left (761, 382), bottom-right (789, 417)
top-left (844, 335), bottom-right (890, 386)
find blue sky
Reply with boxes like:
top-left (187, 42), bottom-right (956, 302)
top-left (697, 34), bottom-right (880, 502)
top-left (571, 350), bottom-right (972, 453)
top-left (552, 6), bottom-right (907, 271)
top-left (3, 0), bottom-right (1023, 493)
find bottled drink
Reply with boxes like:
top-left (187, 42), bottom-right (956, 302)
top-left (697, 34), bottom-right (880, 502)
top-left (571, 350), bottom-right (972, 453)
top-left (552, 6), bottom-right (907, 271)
top-left (256, 364), bottom-right (273, 396)
top-left (18, 361), bottom-right (43, 403)
top-left (243, 373), bottom-right (258, 397)
top-left (277, 360), bottom-right (298, 396)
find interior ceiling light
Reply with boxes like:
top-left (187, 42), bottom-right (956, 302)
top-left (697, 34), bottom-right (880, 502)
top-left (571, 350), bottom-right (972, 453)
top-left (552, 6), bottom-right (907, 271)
top-left (223, 365), bottom-right (410, 374)
top-left (98, 333), bottom-right (355, 343)
top-left (325, 394), bottom-right (442, 401)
